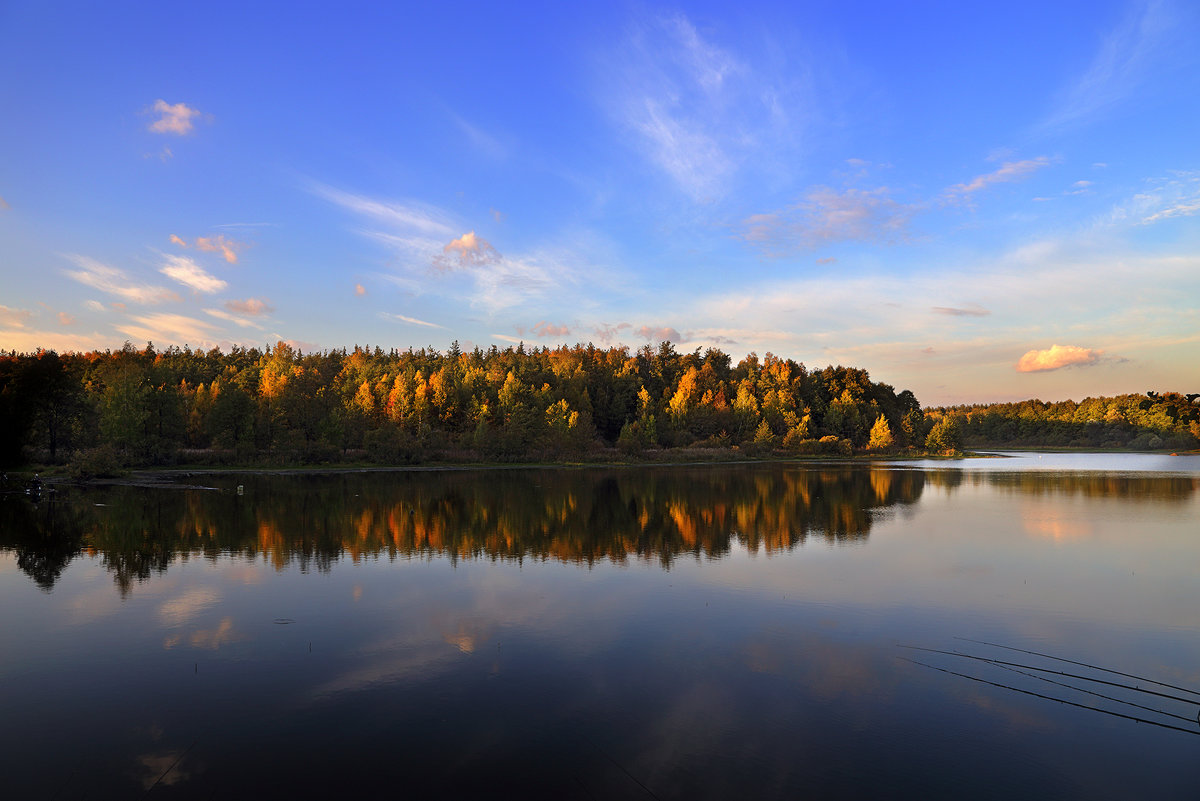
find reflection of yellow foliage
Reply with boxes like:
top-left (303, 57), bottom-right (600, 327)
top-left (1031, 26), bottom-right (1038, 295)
top-left (869, 470), bottom-right (892, 504)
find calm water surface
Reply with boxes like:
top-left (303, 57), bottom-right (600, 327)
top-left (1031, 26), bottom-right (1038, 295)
top-left (2, 455), bottom-right (1199, 799)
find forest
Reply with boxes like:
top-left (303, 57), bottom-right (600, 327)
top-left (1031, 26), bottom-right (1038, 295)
top-left (929, 393), bottom-right (1200, 452)
top-left (0, 341), bottom-right (1195, 471)
top-left (0, 341), bottom-right (929, 470)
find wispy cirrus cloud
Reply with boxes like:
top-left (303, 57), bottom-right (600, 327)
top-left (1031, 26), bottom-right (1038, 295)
top-left (380, 312), bottom-right (446, 329)
top-left (932, 304), bottom-right (990, 317)
top-left (1015, 344), bottom-right (1103, 373)
top-left (64, 255), bottom-right (180, 304)
top-left (316, 182), bottom-right (609, 315)
top-left (1039, 0), bottom-right (1183, 131)
top-left (203, 308), bottom-right (263, 329)
top-left (311, 182), bottom-right (456, 238)
top-left (1109, 170), bottom-right (1200, 225)
top-left (944, 157), bottom-right (1054, 201)
top-left (117, 312), bottom-right (218, 344)
top-left (604, 12), bottom-right (805, 202)
top-left (159, 254), bottom-right (227, 293)
top-left (741, 186), bottom-right (915, 254)
top-left (0, 305), bottom-right (32, 328)
top-left (148, 100), bottom-right (203, 135)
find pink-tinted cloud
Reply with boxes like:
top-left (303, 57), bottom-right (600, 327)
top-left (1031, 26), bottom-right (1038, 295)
top-left (224, 298), bottom-right (274, 316)
top-left (170, 233), bottom-right (246, 263)
top-left (195, 234), bottom-right (243, 264)
top-left (148, 100), bottom-right (202, 135)
top-left (354, 283), bottom-right (367, 297)
top-left (0, 305), bottom-right (32, 328)
top-left (57, 312), bottom-right (75, 326)
top-left (436, 231), bottom-right (500, 270)
top-left (532, 321), bottom-right (571, 338)
top-left (945, 157), bottom-right (1053, 200)
top-left (636, 325), bottom-right (682, 342)
top-left (1016, 344), bottom-right (1102, 373)
top-left (589, 322), bottom-right (632, 343)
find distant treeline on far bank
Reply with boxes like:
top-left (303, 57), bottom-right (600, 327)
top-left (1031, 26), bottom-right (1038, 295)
top-left (0, 341), bottom-right (1196, 471)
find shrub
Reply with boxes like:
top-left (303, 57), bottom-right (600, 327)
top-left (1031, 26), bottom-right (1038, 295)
top-left (67, 444), bottom-right (125, 480)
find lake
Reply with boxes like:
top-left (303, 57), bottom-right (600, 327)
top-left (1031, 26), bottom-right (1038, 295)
top-left (2, 453), bottom-right (1199, 799)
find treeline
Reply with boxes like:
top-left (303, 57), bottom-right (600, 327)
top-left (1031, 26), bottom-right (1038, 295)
top-left (0, 340), bottom-right (937, 469)
top-left (928, 393), bottom-right (1200, 451)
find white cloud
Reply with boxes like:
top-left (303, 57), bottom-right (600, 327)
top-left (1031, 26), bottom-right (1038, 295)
top-left (64, 255), bottom-right (180, 304)
top-left (148, 100), bottom-right (203, 135)
top-left (741, 186), bottom-right (914, 254)
top-left (204, 308), bottom-right (263, 329)
top-left (311, 182), bottom-right (456, 238)
top-left (380, 312), bottom-right (445, 329)
top-left (159, 254), bottom-right (227, 293)
top-left (1106, 170), bottom-right (1200, 225)
top-left (158, 587), bottom-right (220, 626)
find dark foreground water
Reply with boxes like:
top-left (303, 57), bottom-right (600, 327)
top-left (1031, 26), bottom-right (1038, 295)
top-left (2, 454), bottom-right (1199, 799)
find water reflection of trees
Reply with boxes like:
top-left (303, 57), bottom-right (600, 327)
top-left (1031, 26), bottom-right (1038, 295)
top-left (0, 466), bottom-right (927, 591)
top-left (923, 470), bottom-right (1200, 500)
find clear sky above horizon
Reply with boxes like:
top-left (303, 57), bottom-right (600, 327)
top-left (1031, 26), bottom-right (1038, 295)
top-left (2, 0), bottom-right (1198, 406)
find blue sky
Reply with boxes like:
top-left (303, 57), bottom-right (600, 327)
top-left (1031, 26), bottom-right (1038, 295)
top-left (1, 0), bottom-right (1197, 405)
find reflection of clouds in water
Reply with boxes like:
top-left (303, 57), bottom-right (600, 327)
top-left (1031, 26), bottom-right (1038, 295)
top-left (306, 568), bottom-right (639, 700)
top-left (134, 749), bottom-right (194, 790)
top-left (162, 616), bottom-right (241, 650)
top-left (961, 689), bottom-right (1056, 734)
top-left (1022, 506), bottom-right (1093, 541)
top-left (307, 639), bottom-right (460, 699)
top-left (158, 587), bottom-right (221, 626)
top-left (742, 629), bottom-right (887, 702)
top-left (440, 617), bottom-right (491, 654)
